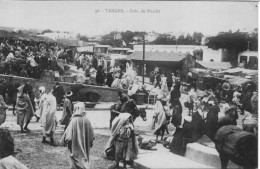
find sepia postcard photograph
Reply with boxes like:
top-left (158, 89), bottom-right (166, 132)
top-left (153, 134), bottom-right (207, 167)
top-left (0, 1), bottom-right (258, 169)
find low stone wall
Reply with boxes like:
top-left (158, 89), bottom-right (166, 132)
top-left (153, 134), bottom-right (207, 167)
top-left (0, 74), bottom-right (124, 102)
top-left (185, 143), bottom-right (241, 168)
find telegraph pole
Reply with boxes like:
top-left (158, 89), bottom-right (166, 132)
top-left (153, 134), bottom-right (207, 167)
top-left (142, 35), bottom-right (145, 85)
top-left (247, 41), bottom-right (250, 51)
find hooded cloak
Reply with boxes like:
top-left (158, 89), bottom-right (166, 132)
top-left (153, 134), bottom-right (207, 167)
top-left (36, 87), bottom-right (48, 123)
top-left (42, 92), bottom-right (57, 137)
top-left (151, 100), bottom-right (168, 134)
top-left (105, 113), bottom-right (138, 161)
top-left (111, 78), bottom-right (122, 89)
top-left (61, 102), bottom-right (95, 169)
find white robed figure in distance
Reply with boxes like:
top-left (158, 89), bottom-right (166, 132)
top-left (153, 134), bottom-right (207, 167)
top-left (36, 86), bottom-right (48, 122)
top-left (41, 90), bottom-right (57, 146)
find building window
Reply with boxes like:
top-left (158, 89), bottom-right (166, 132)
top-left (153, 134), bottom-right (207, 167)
top-left (249, 56), bottom-right (258, 63)
top-left (247, 56), bottom-right (258, 69)
top-left (240, 56), bottom-right (247, 63)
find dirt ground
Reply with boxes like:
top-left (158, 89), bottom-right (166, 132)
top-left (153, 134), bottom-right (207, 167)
top-left (12, 130), bottom-right (114, 169)
top-left (2, 107), bottom-right (161, 169)
top-left (2, 110), bottom-right (129, 169)
top-left (1, 92), bottom-right (252, 169)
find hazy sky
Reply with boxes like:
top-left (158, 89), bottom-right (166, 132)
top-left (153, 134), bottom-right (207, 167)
top-left (0, 1), bottom-right (258, 36)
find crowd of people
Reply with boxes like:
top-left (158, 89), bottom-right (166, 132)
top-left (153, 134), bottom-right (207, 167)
top-left (0, 36), bottom-right (258, 168)
top-left (0, 80), bottom-right (96, 169)
top-left (149, 71), bottom-right (258, 157)
top-left (0, 36), bottom-right (148, 92)
top-left (0, 37), bottom-right (73, 78)
top-left (0, 36), bottom-right (139, 90)
top-left (0, 67), bottom-right (258, 168)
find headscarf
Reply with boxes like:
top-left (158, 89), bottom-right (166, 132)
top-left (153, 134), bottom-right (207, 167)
top-left (105, 113), bottom-right (138, 158)
top-left (151, 99), bottom-right (167, 132)
top-left (61, 102), bottom-right (94, 169)
top-left (73, 102), bottom-right (85, 115)
top-left (111, 113), bottom-right (133, 136)
top-left (39, 86), bottom-right (45, 94)
top-left (17, 85), bottom-right (24, 96)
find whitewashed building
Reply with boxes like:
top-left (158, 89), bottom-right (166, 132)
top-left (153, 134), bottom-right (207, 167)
top-left (133, 44), bottom-right (227, 62)
top-left (38, 32), bottom-right (77, 40)
top-left (238, 51), bottom-right (258, 64)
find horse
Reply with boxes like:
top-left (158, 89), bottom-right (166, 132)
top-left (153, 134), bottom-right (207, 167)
top-left (199, 107), bottom-right (257, 169)
top-left (110, 99), bottom-right (147, 129)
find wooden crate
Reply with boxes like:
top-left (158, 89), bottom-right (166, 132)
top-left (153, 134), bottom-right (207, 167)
top-left (136, 93), bottom-right (146, 105)
top-left (64, 76), bottom-right (75, 83)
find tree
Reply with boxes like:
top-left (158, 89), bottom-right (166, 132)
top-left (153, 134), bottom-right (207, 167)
top-left (42, 29), bottom-right (53, 34)
top-left (17, 30), bottom-right (23, 34)
top-left (152, 34), bottom-right (176, 44)
top-left (248, 29), bottom-right (258, 51)
top-left (79, 35), bottom-right (89, 42)
top-left (121, 30), bottom-right (134, 46)
top-left (206, 30), bottom-right (258, 64)
top-left (133, 31), bottom-right (147, 37)
top-left (152, 32), bottom-right (204, 45)
top-left (101, 31), bottom-right (122, 47)
top-left (192, 32), bottom-right (203, 43)
top-left (177, 34), bottom-right (185, 44)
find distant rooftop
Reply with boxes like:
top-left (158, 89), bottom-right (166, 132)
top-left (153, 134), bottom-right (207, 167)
top-left (128, 51), bottom-right (186, 62)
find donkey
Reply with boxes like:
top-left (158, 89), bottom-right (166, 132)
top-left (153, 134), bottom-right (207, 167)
top-left (200, 107), bottom-right (257, 169)
top-left (110, 99), bottom-right (147, 129)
